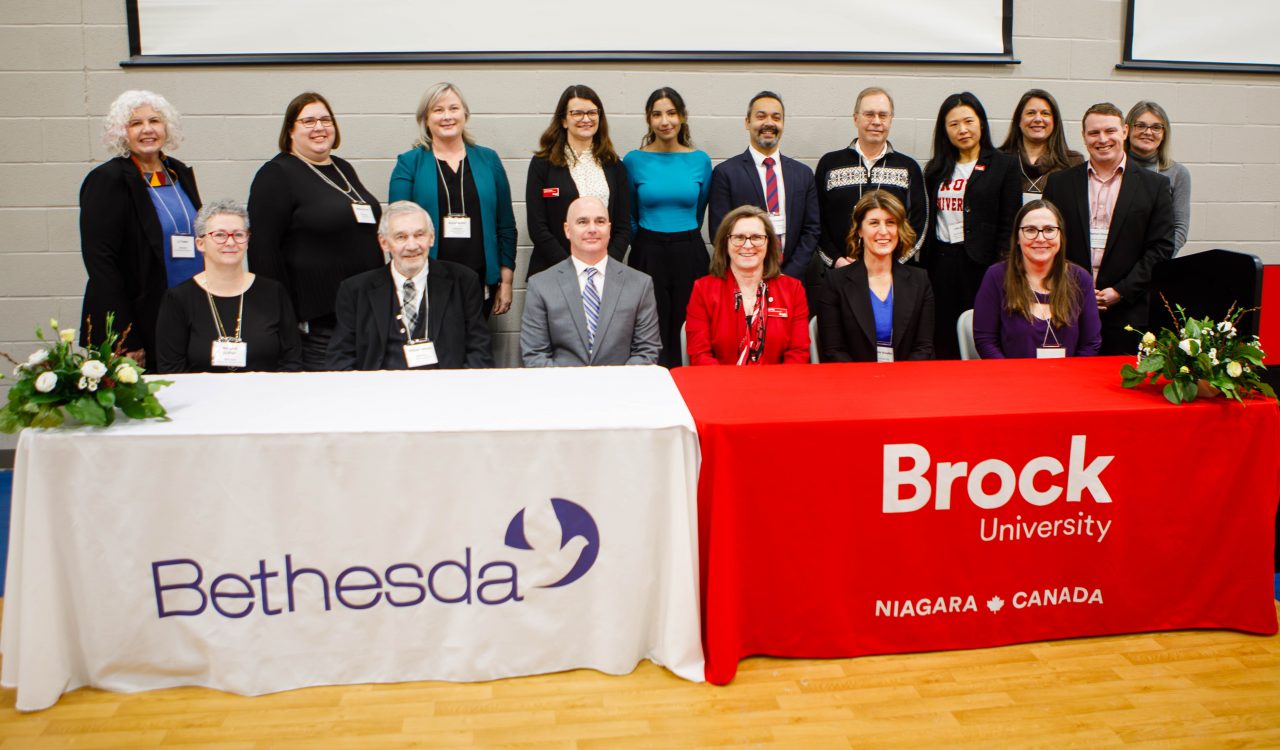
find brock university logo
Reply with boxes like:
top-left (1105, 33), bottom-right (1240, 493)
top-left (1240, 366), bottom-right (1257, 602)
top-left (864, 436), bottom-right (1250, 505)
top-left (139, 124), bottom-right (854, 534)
top-left (503, 498), bottom-right (600, 588)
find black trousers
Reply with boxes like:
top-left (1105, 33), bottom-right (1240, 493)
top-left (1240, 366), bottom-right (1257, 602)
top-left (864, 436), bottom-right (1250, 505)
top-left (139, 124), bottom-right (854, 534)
top-left (928, 242), bottom-right (988, 360)
top-left (629, 228), bottom-right (709, 368)
top-left (300, 317), bottom-right (336, 372)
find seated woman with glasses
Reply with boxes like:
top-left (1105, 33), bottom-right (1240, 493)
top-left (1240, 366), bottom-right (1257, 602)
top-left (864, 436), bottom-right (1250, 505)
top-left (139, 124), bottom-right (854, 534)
top-left (526, 84), bottom-right (630, 278)
top-left (685, 205), bottom-right (810, 365)
top-left (815, 190), bottom-right (934, 362)
top-left (156, 200), bottom-right (302, 373)
top-left (972, 199), bottom-right (1100, 358)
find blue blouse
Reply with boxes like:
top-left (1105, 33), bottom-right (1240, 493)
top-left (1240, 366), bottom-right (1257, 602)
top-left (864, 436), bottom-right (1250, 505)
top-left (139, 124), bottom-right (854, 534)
top-left (146, 179), bottom-right (201, 289)
top-left (870, 286), bottom-right (894, 344)
top-left (623, 150), bottom-right (712, 234)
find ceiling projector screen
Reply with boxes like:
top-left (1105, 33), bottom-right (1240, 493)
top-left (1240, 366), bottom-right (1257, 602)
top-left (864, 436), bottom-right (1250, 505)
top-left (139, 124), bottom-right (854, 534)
top-left (126, 0), bottom-right (1013, 64)
top-left (1123, 0), bottom-right (1280, 72)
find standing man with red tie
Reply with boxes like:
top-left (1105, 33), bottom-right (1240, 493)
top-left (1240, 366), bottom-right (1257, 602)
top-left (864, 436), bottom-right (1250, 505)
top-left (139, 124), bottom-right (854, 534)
top-left (708, 92), bottom-right (821, 290)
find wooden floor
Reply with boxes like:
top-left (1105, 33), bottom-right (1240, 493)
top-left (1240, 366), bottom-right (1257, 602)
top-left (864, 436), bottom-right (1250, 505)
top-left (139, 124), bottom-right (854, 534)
top-left (1, 601), bottom-right (1278, 749)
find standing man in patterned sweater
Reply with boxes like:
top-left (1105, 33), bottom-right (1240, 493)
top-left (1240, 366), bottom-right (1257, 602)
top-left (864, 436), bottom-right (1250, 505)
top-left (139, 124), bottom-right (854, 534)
top-left (811, 87), bottom-right (929, 301)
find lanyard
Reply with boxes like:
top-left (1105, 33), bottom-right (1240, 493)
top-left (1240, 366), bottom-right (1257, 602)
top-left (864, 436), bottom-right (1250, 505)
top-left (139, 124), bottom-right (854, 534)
top-left (205, 289), bottom-right (244, 342)
top-left (435, 155), bottom-right (468, 216)
top-left (134, 157), bottom-right (193, 235)
top-left (295, 154), bottom-right (366, 205)
top-left (1019, 157), bottom-right (1045, 194)
top-left (735, 280), bottom-right (769, 365)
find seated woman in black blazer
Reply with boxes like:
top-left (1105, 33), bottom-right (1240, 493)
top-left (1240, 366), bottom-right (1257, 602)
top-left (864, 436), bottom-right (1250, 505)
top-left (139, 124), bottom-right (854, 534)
top-left (816, 190), bottom-right (934, 362)
top-left (156, 200), bottom-right (302, 373)
top-left (525, 84), bottom-right (630, 278)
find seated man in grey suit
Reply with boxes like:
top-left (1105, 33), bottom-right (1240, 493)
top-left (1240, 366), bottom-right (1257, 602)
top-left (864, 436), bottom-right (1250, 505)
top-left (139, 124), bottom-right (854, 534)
top-left (521, 196), bottom-right (661, 366)
top-left (327, 201), bottom-right (493, 370)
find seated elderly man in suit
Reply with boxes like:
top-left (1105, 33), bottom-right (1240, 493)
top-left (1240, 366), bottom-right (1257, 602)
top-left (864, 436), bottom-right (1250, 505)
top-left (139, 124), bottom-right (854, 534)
top-left (521, 196), bottom-right (661, 366)
top-left (326, 200), bottom-right (493, 370)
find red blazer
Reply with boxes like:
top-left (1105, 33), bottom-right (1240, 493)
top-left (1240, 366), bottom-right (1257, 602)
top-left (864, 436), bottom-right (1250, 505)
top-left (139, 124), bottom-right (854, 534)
top-left (685, 274), bottom-right (810, 365)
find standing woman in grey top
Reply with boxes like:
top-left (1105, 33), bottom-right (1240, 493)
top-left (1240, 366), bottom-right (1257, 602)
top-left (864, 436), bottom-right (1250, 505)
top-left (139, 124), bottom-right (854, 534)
top-left (1125, 101), bottom-right (1191, 255)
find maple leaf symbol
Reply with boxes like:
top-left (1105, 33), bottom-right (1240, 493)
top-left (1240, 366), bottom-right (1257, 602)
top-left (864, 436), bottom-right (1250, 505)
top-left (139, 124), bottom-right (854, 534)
top-left (986, 595), bottom-right (1004, 613)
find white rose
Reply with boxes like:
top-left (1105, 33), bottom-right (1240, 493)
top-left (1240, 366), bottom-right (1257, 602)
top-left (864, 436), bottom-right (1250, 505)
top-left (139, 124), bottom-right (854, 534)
top-left (1178, 339), bottom-right (1198, 356)
top-left (34, 371), bottom-right (57, 393)
top-left (1218, 321), bottom-right (1234, 333)
top-left (115, 364), bottom-right (138, 384)
top-left (1141, 332), bottom-right (1157, 347)
top-left (80, 359), bottom-right (107, 379)
top-left (59, 328), bottom-right (75, 344)
top-left (1227, 361), bottom-right (1243, 378)
top-left (26, 349), bottom-right (48, 367)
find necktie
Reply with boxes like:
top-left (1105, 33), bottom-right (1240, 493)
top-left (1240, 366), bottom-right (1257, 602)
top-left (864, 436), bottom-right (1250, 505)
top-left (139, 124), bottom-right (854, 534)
top-left (763, 157), bottom-right (779, 214)
top-left (583, 267), bottom-right (600, 350)
top-left (402, 278), bottom-right (418, 336)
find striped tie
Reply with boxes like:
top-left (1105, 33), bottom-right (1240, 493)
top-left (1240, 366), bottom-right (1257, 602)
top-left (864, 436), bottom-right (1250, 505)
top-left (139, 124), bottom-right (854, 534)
top-left (583, 267), bottom-right (601, 350)
top-left (402, 278), bottom-right (418, 335)
top-left (763, 157), bottom-right (779, 214)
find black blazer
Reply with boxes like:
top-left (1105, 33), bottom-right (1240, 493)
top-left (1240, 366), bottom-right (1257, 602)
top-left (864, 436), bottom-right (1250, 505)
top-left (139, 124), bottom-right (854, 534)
top-left (78, 155), bottom-right (201, 355)
top-left (326, 260), bottom-right (493, 370)
top-left (923, 146), bottom-right (1021, 267)
top-left (816, 260), bottom-right (935, 362)
top-left (707, 149), bottom-right (821, 279)
top-left (525, 155), bottom-right (631, 277)
top-left (1043, 161), bottom-right (1174, 329)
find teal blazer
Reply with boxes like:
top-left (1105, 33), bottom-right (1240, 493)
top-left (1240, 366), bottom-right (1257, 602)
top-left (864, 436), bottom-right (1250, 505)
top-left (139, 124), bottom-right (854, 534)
top-left (389, 143), bottom-right (517, 286)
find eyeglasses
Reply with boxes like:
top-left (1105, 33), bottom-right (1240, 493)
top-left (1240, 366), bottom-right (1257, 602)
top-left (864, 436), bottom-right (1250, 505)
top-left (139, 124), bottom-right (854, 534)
top-left (296, 116), bottom-right (334, 129)
top-left (1132, 122), bottom-right (1165, 133)
top-left (200, 230), bottom-right (250, 245)
top-left (858, 111), bottom-right (892, 122)
top-left (1019, 225), bottom-right (1060, 240)
top-left (568, 109), bottom-right (600, 121)
top-left (728, 234), bottom-right (769, 247)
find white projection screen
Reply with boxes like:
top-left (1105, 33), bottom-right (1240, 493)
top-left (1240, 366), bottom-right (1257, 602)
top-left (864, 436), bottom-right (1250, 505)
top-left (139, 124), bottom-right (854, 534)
top-left (126, 0), bottom-right (1013, 64)
top-left (1124, 0), bottom-right (1280, 72)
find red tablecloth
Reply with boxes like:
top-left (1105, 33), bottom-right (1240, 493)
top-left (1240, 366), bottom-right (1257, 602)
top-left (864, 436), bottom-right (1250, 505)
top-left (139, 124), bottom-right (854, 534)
top-left (673, 357), bottom-right (1280, 685)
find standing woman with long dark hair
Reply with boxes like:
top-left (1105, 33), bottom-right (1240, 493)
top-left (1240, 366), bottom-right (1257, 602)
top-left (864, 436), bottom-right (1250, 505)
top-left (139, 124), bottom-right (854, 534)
top-left (247, 92), bottom-right (384, 370)
top-left (998, 89), bottom-right (1084, 205)
top-left (922, 91), bottom-right (1021, 359)
top-left (526, 84), bottom-right (630, 278)
top-left (623, 87), bottom-right (713, 367)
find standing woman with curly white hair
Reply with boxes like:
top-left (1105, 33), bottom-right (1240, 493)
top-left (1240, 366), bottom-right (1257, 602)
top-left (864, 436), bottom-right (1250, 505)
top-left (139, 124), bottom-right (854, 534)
top-left (79, 90), bottom-right (201, 364)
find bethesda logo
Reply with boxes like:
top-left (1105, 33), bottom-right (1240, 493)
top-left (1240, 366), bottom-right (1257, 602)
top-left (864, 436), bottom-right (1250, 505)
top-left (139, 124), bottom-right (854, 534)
top-left (882, 435), bottom-right (1113, 513)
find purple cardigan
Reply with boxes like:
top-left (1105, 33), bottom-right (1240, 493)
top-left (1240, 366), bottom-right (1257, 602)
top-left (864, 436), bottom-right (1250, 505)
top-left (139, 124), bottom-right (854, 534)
top-left (973, 261), bottom-right (1102, 358)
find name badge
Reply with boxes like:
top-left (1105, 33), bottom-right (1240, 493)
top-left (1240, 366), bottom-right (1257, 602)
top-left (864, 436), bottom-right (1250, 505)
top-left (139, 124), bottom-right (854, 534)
top-left (542, 187), bottom-right (560, 198)
top-left (1090, 227), bottom-right (1108, 249)
top-left (172, 235), bottom-right (195, 258)
top-left (352, 204), bottom-right (376, 224)
top-left (211, 339), bottom-right (247, 368)
top-left (444, 215), bottom-right (472, 239)
top-left (1022, 192), bottom-right (1040, 206)
top-left (876, 343), bottom-right (894, 363)
top-left (767, 307), bottom-right (788, 318)
top-left (769, 213), bottom-right (787, 237)
top-left (1036, 347), bottom-right (1067, 359)
top-left (404, 340), bottom-right (439, 369)
top-left (946, 219), bottom-right (965, 243)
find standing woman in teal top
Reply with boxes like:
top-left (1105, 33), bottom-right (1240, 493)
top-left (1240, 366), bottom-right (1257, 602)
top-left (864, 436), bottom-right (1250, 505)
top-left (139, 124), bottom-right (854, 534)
top-left (623, 87), bottom-right (713, 367)
top-left (389, 82), bottom-right (517, 318)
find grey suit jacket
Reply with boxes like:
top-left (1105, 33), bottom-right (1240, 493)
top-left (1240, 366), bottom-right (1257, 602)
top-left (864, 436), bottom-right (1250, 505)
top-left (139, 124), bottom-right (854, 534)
top-left (521, 257), bottom-right (661, 366)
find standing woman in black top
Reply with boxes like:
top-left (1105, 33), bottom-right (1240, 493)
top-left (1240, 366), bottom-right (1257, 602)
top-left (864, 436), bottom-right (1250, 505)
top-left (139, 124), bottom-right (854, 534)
top-left (248, 92), bottom-right (383, 370)
top-left (998, 89), bottom-right (1083, 204)
top-left (156, 200), bottom-right (302, 373)
top-left (922, 92), bottom-right (1021, 360)
top-left (79, 90), bottom-right (202, 365)
top-left (525, 84), bottom-right (630, 278)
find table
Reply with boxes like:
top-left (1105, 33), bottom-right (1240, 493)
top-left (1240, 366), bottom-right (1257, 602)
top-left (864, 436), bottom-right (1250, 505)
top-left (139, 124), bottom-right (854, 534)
top-left (2, 367), bottom-right (704, 711)
top-left (673, 357), bottom-right (1280, 685)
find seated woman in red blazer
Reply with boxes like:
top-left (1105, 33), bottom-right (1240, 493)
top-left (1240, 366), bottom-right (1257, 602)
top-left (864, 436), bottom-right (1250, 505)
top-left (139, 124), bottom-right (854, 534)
top-left (685, 205), bottom-right (810, 365)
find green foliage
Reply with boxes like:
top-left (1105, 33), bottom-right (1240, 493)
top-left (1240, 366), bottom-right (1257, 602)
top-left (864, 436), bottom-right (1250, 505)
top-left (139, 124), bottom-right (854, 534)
top-left (1121, 303), bottom-right (1275, 405)
top-left (0, 312), bottom-right (171, 433)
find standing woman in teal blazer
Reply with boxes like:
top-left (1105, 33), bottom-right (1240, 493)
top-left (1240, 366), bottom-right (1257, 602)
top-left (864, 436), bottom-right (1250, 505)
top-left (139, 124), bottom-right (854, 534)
top-left (390, 82), bottom-right (517, 318)
top-left (623, 87), bottom-right (713, 367)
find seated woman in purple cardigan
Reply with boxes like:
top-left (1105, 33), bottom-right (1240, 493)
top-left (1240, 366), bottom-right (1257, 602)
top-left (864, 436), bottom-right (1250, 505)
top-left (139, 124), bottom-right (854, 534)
top-left (973, 199), bottom-right (1101, 358)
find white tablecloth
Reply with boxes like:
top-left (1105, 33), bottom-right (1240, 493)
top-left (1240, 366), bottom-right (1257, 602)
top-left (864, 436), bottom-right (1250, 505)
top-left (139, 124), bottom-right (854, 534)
top-left (1, 367), bottom-right (704, 711)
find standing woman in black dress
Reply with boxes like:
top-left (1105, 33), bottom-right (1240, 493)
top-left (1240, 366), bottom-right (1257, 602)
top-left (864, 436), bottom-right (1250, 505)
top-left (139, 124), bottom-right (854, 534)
top-left (525, 84), bottom-right (630, 278)
top-left (247, 92), bottom-right (383, 370)
top-left (156, 200), bottom-right (302, 373)
top-left (922, 92), bottom-right (1021, 359)
top-left (79, 90), bottom-right (202, 365)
